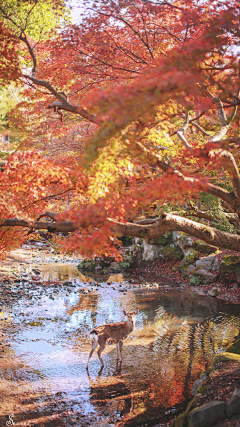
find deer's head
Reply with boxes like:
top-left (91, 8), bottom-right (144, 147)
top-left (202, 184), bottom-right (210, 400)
top-left (123, 309), bottom-right (138, 330)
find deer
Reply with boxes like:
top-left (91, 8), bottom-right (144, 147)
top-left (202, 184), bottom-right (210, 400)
top-left (86, 309), bottom-right (139, 368)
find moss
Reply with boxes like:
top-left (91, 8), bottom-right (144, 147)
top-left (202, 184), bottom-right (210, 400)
top-left (172, 398), bottom-right (197, 427)
top-left (190, 274), bottom-right (201, 286)
top-left (226, 338), bottom-right (240, 355)
top-left (160, 244), bottom-right (184, 260)
top-left (118, 236), bottom-right (134, 246)
top-left (193, 240), bottom-right (217, 255)
top-left (119, 261), bottom-right (130, 269)
top-left (184, 249), bottom-right (199, 265)
top-left (219, 255), bottom-right (240, 284)
top-left (211, 351), bottom-right (240, 367)
top-left (154, 232), bottom-right (172, 246)
top-left (78, 259), bottom-right (96, 271)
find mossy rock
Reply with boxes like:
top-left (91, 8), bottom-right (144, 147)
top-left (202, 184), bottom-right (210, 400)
top-left (78, 259), bottom-right (97, 271)
top-left (193, 240), bottom-right (217, 255)
top-left (211, 351), bottom-right (240, 367)
top-left (153, 232), bottom-right (172, 246)
top-left (160, 243), bottom-right (184, 260)
top-left (172, 397), bottom-right (197, 427)
top-left (118, 236), bottom-right (134, 247)
top-left (219, 255), bottom-right (240, 284)
top-left (184, 249), bottom-right (199, 265)
top-left (226, 338), bottom-right (240, 355)
top-left (190, 270), bottom-right (215, 286)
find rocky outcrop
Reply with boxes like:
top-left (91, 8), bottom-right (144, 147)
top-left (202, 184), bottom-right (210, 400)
top-left (219, 255), bottom-right (240, 284)
top-left (226, 388), bottom-right (240, 418)
top-left (189, 401), bottom-right (226, 427)
top-left (191, 373), bottom-right (209, 396)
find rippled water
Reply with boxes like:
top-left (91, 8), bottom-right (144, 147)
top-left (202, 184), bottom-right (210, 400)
top-left (0, 263), bottom-right (240, 427)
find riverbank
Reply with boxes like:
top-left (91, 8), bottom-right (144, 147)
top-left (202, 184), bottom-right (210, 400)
top-left (173, 344), bottom-right (240, 427)
top-left (0, 245), bottom-right (240, 427)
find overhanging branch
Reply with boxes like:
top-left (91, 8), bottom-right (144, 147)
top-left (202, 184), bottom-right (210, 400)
top-left (109, 213), bottom-right (240, 251)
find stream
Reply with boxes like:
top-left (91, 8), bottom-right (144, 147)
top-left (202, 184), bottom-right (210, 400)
top-left (0, 256), bottom-right (240, 427)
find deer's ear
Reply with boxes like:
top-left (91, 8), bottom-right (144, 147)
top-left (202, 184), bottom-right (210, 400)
top-left (135, 309), bottom-right (139, 314)
top-left (123, 310), bottom-right (127, 316)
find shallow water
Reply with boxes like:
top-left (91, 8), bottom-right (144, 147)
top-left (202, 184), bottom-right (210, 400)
top-left (0, 263), bottom-right (240, 427)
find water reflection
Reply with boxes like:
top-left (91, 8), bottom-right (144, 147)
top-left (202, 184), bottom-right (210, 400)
top-left (0, 279), bottom-right (240, 426)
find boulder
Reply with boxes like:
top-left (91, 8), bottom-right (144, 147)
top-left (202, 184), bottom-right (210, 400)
top-left (195, 255), bottom-right (216, 271)
top-left (219, 255), bottom-right (240, 284)
top-left (153, 232), bottom-right (173, 246)
top-left (107, 274), bottom-right (124, 283)
top-left (78, 272), bottom-right (96, 283)
top-left (179, 233), bottom-right (194, 248)
top-left (189, 401), bottom-right (226, 427)
top-left (181, 264), bottom-right (196, 277)
top-left (160, 243), bottom-right (184, 260)
top-left (190, 269), bottom-right (216, 285)
top-left (226, 388), bottom-right (240, 418)
top-left (78, 259), bottom-right (97, 271)
top-left (211, 257), bottom-right (220, 272)
top-left (226, 338), bottom-right (240, 354)
top-left (208, 287), bottom-right (220, 297)
top-left (108, 262), bottom-right (121, 272)
top-left (140, 239), bottom-right (162, 261)
top-left (191, 373), bottom-right (208, 396)
top-left (193, 240), bottom-right (217, 255)
top-left (183, 249), bottom-right (199, 265)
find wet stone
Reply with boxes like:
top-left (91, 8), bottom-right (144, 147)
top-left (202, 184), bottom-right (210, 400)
top-left (189, 401), bottom-right (226, 427)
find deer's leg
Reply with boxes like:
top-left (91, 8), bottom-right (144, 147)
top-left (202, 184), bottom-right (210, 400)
top-left (116, 342), bottom-right (119, 360)
top-left (118, 340), bottom-right (123, 362)
top-left (87, 340), bottom-right (98, 368)
top-left (97, 340), bottom-right (106, 366)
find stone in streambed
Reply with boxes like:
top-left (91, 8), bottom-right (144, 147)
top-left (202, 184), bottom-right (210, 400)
top-left (189, 401), bottom-right (226, 427)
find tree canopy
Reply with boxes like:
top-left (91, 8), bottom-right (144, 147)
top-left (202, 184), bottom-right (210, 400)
top-left (0, 0), bottom-right (240, 257)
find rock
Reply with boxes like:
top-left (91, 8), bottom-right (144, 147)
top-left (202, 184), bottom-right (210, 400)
top-left (78, 259), bottom-right (97, 271)
top-left (153, 232), bottom-right (172, 246)
top-left (183, 264), bottom-right (196, 276)
top-left (160, 243), bottom-right (184, 261)
top-left (193, 240), bottom-right (217, 255)
top-left (107, 274), bottom-right (124, 283)
top-left (172, 231), bottom-right (181, 242)
top-left (78, 272), bottom-right (95, 283)
top-left (122, 238), bottom-right (163, 266)
top-left (219, 255), bottom-right (240, 284)
top-left (108, 262), bottom-right (121, 272)
top-left (189, 401), bottom-right (226, 427)
top-left (183, 249), bottom-right (199, 265)
top-left (141, 239), bottom-right (162, 261)
top-left (180, 234), bottom-right (194, 248)
top-left (208, 287), bottom-right (220, 297)
top-left (211, 257), bottom-right (220, 272)
top-left (226, 338), bottom-right (240, 354)
top-left (191, 373), bottom-right (208, 396)
top-left (122, 240), bottom-right (144, 267)
top-left (226, 388), bottom-right (240, 418)
top-left (190, 269), bottom-right (216, 285)
top-left (195, 255), bottom-right (216, 270)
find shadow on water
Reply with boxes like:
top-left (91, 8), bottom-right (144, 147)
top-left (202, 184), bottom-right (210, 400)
top-left (0, 264), bottom-right (240, 426)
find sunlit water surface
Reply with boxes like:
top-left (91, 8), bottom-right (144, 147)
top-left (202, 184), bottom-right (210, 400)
top-left (0, 263), bottom-right (240, 427)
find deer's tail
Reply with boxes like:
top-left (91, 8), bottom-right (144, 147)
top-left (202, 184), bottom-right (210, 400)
top-left (90, 330), bottom-right (99, 343)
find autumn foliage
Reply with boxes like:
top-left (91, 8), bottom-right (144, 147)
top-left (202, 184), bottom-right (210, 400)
top-left (0, 0), bottom-right (240, 257)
